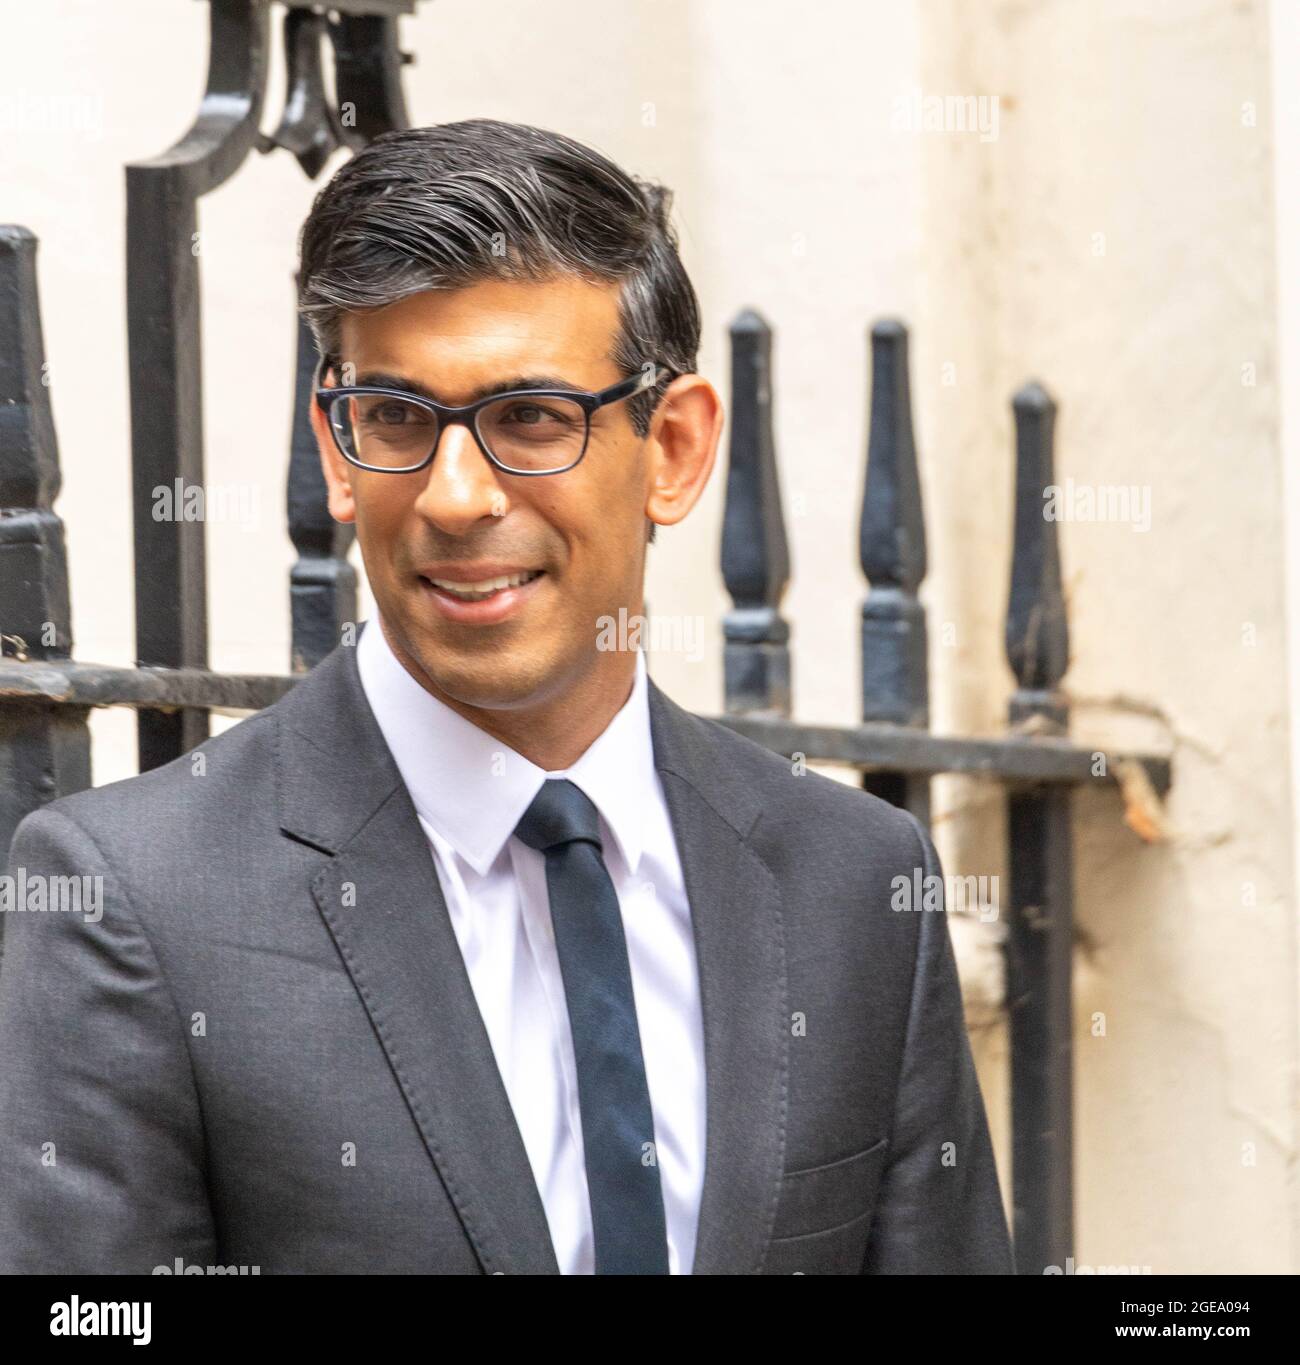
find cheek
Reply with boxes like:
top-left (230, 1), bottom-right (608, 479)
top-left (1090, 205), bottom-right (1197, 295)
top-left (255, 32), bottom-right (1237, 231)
top-left (527, 476), bottom-right (639, 579)
top-left (351, 480), bottom-right (421, 574)
top-left (560, 438), bottom-right (646, 535)
top-left (353, 474), bottom-right (418, 531)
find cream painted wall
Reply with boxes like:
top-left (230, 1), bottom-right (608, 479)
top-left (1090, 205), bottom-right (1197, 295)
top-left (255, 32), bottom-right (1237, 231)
top-left (1269, 0), bottom-right (1300, 1281)
top-left (1, 0), bottom-right (1294, 1272)
top-left (914, 0), bottom-right (1297, 1273)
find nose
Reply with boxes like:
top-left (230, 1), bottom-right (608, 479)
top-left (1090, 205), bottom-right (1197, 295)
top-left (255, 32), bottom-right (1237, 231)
top-left (411, 418), bottom-right (510, 534)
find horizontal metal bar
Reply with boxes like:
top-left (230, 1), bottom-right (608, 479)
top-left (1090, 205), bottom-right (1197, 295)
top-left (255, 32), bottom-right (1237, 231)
top-left (0, 660), bottom-right (1171, 792)
top-left (258, 1), bottom-right (418, 14)
top-left (710, 713), bottom-right (1171, 795)
top-left (0, 661), bottom-right (292, 713)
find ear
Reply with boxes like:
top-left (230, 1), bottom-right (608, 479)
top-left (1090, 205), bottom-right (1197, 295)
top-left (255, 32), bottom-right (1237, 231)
top-left (309, 368), bottom-right (357, 525)
top-left (643, 374), bottom-right (724, 530)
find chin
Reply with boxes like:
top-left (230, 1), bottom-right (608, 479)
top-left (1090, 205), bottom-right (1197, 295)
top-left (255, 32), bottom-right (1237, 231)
top-left (408, 641), bottom-right (569, 713)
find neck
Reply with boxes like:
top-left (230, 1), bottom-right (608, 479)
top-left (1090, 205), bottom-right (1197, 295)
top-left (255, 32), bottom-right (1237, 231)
top-left (379, 618), bottom-right (639, 772)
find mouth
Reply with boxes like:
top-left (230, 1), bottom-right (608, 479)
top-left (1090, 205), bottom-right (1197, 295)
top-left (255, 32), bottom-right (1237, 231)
top-left (423, 568), bottom-right (544, 602)
top-left (416, 567), bottom-right (546, 624)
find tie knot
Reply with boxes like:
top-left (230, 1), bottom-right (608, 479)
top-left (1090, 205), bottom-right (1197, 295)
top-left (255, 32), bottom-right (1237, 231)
top-left (514, 778), bottom-right (603, 853)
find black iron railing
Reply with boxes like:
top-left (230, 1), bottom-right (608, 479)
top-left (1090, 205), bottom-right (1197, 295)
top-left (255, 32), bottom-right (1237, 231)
top-left (0, 0), bottom-right (1171, 1277)
top-left (713, 308), bottom-right (1157, 1276)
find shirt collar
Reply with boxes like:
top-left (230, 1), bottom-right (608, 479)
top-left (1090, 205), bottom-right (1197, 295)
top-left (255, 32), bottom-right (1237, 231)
top-left (355, 616), bottom-right (653, 877)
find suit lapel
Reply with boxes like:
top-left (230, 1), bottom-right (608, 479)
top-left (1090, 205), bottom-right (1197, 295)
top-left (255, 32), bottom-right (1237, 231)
top-left (648, 680), bottom-right (789, 1275)
top-left (275, 643), bottom-right (559, 1275)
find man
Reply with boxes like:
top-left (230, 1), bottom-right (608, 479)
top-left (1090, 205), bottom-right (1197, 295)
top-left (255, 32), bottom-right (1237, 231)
top-left (0, 119), bottom-right (1012, 1275)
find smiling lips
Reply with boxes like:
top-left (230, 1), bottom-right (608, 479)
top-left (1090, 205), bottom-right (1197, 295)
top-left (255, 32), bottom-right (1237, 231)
top-left (416, 564), bottom-right (547, 624)
top-left (424, 568), bottom-right (543, 603)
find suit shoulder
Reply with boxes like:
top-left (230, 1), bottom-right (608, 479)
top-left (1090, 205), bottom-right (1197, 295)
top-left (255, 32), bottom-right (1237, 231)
top-left (673, 705), bottom-right (922, 850)
top-left (20, 708), bottom-right (277, 854)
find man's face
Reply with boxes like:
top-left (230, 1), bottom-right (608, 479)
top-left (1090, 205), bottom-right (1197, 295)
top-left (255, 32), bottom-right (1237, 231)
top-left (320, 276), bottom-right (655, 712)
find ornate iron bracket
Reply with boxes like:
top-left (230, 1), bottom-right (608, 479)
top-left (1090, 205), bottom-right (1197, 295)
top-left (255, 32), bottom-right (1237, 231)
top-left (125, 0), bottom-right (421, 771)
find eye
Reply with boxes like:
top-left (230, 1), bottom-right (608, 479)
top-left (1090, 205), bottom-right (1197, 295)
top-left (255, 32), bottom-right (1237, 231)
top-left (370, 400), bottom-right (420, 425)
top-left (499, 400), bottom-right (580, 428)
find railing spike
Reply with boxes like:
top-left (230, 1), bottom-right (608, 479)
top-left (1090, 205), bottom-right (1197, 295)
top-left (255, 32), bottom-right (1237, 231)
top-left (1003, 376), bottom-right (1076, 1273)
top-left (859, 318), bottom-right (928, 726)
top-left (287, 310), bottom-right (356, 674)
top-left (0, 227), bottom-right (91, 866)
top-left (1006, 378), bottom-right (1070, 727)
top-left (721, 307), bottom-right (791, 716)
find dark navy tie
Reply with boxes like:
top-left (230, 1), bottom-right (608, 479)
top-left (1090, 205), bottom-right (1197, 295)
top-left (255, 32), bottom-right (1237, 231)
top-left (514, 778), bottom-right (671, 1275)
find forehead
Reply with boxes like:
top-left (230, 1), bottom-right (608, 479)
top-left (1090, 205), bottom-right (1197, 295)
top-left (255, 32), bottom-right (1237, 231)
top-left (338, 275), bottom-right (624, 393)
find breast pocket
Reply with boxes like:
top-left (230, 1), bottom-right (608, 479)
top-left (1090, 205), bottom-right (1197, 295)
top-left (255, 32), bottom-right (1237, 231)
top-left (761, 1137), bottom-right (890, 1275)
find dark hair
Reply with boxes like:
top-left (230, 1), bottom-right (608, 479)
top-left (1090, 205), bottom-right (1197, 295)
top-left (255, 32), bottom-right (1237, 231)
top-left (297, 118), bottom-right (699, 442)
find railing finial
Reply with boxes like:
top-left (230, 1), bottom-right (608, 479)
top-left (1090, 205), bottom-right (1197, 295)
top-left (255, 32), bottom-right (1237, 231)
top-left (859, 318), bottom-right (928, 729)
top-left (1006, 378), bottom-right (1070, 730)
top-left (287, 312), bottom-right (357, 674)
top-left (721, 308), bottom-right (791, 717)
top-left (0, 226), bottom-right (91, 861)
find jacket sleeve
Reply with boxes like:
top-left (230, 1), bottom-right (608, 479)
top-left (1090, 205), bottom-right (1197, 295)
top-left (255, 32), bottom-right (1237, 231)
top-left (0, 804), bottom-right (217, 1273)
top-left (862, 811), bottom-right (1015, 1273)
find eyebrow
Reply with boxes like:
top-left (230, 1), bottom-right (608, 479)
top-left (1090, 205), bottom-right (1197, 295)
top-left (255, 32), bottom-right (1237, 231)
top-left (351, 370), bottom-right (590, 404)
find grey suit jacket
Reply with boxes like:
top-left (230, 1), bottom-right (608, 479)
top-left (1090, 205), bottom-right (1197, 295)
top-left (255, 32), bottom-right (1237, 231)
top-left (0, 638), bottom-right (1013, 1274)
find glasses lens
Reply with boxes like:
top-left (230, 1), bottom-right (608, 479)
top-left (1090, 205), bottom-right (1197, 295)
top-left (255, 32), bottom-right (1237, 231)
top-left (477, 394), bottom-right (588, 472)
top-left (332, 394), bottom-right (438, 470)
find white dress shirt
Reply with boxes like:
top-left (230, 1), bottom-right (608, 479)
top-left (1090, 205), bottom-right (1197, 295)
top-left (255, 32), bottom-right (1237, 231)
top-left (356, 616), bottom-right (706, 1274)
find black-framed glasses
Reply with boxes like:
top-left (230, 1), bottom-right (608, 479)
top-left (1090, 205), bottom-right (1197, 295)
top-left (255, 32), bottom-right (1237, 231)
top-left (313, 358), bottom-right (676, 476)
